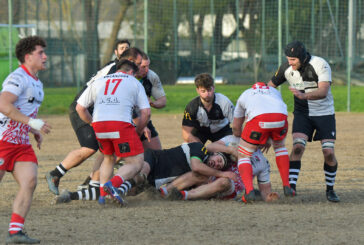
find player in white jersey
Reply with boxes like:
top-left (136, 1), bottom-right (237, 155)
top-left (232, 82), bottom-right (295, 203)
top-left (0, 36), bottom-right (51, 244)
top-left (76, 59), bottom-right (150, 205)
top-left (45, 46), bottom-right (143, 196)
top-left (268, 41), bottom-right (339, 202)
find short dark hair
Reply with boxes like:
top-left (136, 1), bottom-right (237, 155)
top-left (141, 51), bottom-right (149, 60)
top-left (15, 36), bottom-right (46, 63)
top-left (194, 73), bottom-right (214, 88)
top-left (114, 39), bottom-right (130, 50)
top-left (116, 59), bottom-right (139, 74)
top-left (119, 47), bottom-right (143, 62)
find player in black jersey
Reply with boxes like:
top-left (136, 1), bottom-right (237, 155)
top-left (182, 73), bottom-right (234, 144)
top-left (268, 41), bottom-right (339, 202)
top-left (134, 52), bottom-right (166, 150)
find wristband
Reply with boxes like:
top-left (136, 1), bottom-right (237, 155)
top-left (28, 118), bottom-right (45, 130)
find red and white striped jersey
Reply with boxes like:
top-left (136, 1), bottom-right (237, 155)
top-left (0, 65), bottom-right (44, 144)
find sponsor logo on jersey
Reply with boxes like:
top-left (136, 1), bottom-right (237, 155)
top-left (0, 158), bottom-right (4, 166)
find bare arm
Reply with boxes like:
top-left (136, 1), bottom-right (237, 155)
top-left (206, 141), bottom-right (237, 156)
top-left (150, 96), bottom-right (166, 109)
top-left (190, 158), bottom-right (237, 181)
top-left (0, 91), bottom-right (51, 134)
top-left (0, 91), bottom-right (33, 125)
top-left (232, 117), bottom-right (245, 137)
top-left (135, 108), bottom-right (151, 136)
top-left (75, 104), bottom-right (92, 124)
top-left (289, 81), bottom-right (330, 100)
top-left (182, 125), bottom-right (202, 143)
top-left (267, 80), bottom-right (277, 88)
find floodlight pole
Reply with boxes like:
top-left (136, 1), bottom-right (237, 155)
top-left (8, 0), bottom-right (13, 72)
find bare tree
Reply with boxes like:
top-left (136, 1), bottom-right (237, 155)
top-left (101, 0), bottom-right (133, 66)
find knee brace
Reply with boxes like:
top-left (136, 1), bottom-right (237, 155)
top-left (322, 141), bottom-right (335, 150)
top-left (293, 138), bottom-right (307, 147)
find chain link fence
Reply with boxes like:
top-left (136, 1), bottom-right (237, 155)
top-left (1, 0), bottom-right (363, 87)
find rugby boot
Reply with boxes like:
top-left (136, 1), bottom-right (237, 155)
top-left (241, 191), bottom-right (256, 203)
top-left (5, 230), bottom-right (40, 244)
top-left (45, 171), bottom-right (60, 195)
top-left (55, 190), bottom-right (71, 204)
top-left (326, 190), bottom-right (340, 202)
top-left (103, 181), bottom-right (124, 205)
top-left (167, 188), bottom-right (183, 201)
top-left (77, 175), bottom-right (91, 191)
top-left (98, 196), bottom-right (106, 205)
top-left (283, 186), bottom-right (296, 197)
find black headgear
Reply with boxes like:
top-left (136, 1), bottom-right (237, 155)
top-left (284, 41), bottom-right (308, 64)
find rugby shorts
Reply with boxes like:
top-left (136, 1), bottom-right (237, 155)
top-left (0, 141), bottom-right (37, 172)
top-left (241, 113), bottom-right (288, 145)
top-left (292, 113), bottom-right (336, 142)
top-left (92, 121), bottom-right (144, 158)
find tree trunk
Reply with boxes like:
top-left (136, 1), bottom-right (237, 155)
top-left (101, 0), bottom-right (132, 66)
top-left (84, 0), bottom-right (100, 81)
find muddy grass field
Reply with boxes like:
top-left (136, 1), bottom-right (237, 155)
top-left (1, 113), bottom-right (364, 245)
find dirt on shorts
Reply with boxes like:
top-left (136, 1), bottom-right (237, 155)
top-left (1, 113), bottom-right (364, 245)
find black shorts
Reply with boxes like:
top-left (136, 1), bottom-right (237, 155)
top-left (292, 113), bottom-right (336, 142)
top-left (140, 120), bottom-right (159, 141)
top-left (74, 124), bottom-right (99, 151)
top-left (145, 149), bottom-right (189, 187)
top-left (69, 110), bottom-right (99, 151)
top-left (192, 125), bottom-right (232, 144)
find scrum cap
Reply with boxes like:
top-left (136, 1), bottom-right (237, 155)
top-left (284, 41), bottom-right (308, 64)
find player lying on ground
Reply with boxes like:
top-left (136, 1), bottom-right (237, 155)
top-left (159, 136), bottom-right (279, 202)
top-left (55, 142), bottom-right (236, 204)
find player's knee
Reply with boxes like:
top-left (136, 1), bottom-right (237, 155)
top-left (292, 138), bottom-right (306, 155)
top-left (220, 178), bottom-right (232, 191)
top-left (215, 177), bottom-right (232, 191)
top-left (322, 141), bottom-right (335, 162)
top-left (25, 175), bottom-right (37, 191)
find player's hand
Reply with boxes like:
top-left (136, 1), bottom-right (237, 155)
top-left (222, 171), bottom-right (238, 182)
top-left (33, 131), bottom-right (43, 149)
top-left (289, 87), bottom-right (307, 100)
top-left (40, 121), bottom-right (52, 134)
top-left (266, 192), bottom-right (279, 202)
top-left (259, 141), bottom-right (271, 153)
top-left (143, 127), bottom-right (151, 142)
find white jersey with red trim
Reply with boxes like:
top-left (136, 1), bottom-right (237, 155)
top-left (234, 83), bottom-right (287, 122)
top-left (77, 72), bottom-right (150, 123)
top-left (0, 65), bottom-right (44, 144)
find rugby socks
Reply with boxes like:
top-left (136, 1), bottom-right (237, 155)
top-left (50, 163), bottom-right (68, 178)
top-left (159, 186), bottom-right (168, 197)
top-left (99, 184), bottom-right (107, 197)
top-left (117, 179), bottom-right (136, 196)
top-left (9, 213), bottom-right (24, 235)
top-left (110, 175), bottom-right (124, 188)
top-left (238, 158), bottom-right (254, 194)
top-left (274, 147), bottom-right (290, 187)
top-left (289, 160), bottom-right (301, 191)
top-left (181, 191), bottom-right (188, 200)
top-left (70, 181), bottom-right (100, 200)
top-left (324, 162), bottom-right (337, 191)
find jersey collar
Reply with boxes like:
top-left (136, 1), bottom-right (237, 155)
top-left (20, 64), bottom-right (39, 81)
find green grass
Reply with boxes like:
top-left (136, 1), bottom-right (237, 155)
top-left (39, 84), bottom-right (364, 115)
